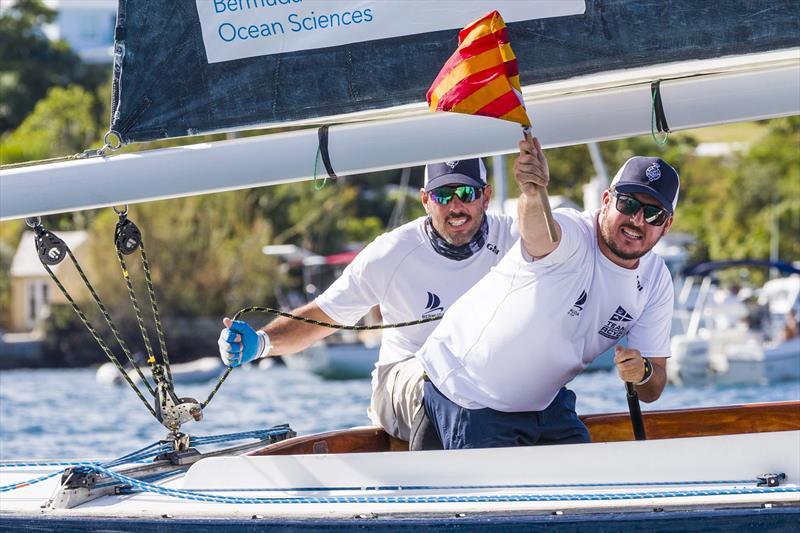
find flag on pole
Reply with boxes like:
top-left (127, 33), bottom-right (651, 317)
top-left (426, 10), bottom-right (530, 127)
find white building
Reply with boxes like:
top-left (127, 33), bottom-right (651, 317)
top-left (43, 0), bottom-right (117, 64)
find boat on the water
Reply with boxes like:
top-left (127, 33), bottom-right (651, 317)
top-left (1, 402), bottom-right (798, 529)
top-left (95, 356), bottom-right (225, 386)
top-left (669, 262), bottom-right (800, 386)
top-left (1, 0), bottom-right (799, 529)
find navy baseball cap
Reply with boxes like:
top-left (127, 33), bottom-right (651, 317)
top-left (610, 157), bottom-right (680, 213)
top-left (424, 158), bottom-right (487, 192)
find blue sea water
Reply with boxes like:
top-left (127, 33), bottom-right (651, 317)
top-left (0, 365), bottom-right (798, 460)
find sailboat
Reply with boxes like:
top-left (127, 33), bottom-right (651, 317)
top-left (1, 1), bottom-right (799, 529)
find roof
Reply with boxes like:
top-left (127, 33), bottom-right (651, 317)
top-left (10, 230), bottom-right (89, 277)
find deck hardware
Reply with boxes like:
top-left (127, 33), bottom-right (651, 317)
top-left (33, 227), bottom-right (68, 266)
top-left (552, 510), bottom-right (564, 515)
top-left (60, 467), bottom-right (98, 490)
top-left (653, 507), bottom-right (664, 512)
top-left (757, 473), bottom-right (786, 487)
top-left (762, 503), bottom-right (774, 509)
top-left (154, 448), bottom-right (201, 466)
top-left (114, 213), bottom-right (142, 255)
top-left (454, 512), bottom-right (466, 518)
top-left (354, 513), bottom-right (377, 519)
top-left (161, 514), bottom-right (173, 519)
top-left (252, 515), bottom-right (265, 519)
top-left (154, 376), bottom-right (203, 432)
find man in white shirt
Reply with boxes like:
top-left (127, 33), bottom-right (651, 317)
top-left (217, 158), bottom-right (519, 447)
top-left (418, 139), bottom-right (677, 448)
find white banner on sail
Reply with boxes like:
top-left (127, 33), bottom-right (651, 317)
top-left (196, 0), bottom-right (586, 64)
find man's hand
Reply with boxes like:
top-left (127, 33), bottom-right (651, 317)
top-left (614, 345), bottom-right (647, 383)
top-left (514, 136), bottom-right (550, 197)
top-left (218, 317), bottom-right (270, 367)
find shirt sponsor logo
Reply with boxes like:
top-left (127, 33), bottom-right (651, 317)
top-left (598, 305), bottom-right (634, 339)
top-left (486, 242), bottom-right (499, 255)
top-left (636, 275), bottom-right (643, 292)
top-left (568, 290), bottom-right (587, 317)
top-left (423, 291), bottom-right (444, 317)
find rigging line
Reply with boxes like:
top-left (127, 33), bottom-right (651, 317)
top-left (234, 306), bottom-right (443, 330)
top-left (0, 153), bottom-right (84, 170)
top-left (201, 307), bottom-right (443, 409)
top-left (40, 258), bottom-right (157, 418)
top-left (113, 210), bottom-right (172, 386)
top-left (63, 246), bottom-right (158, 398)
top-left (139, 241), bottom-right (173, 385)
top-left (116, 250), bottom-right (163, 389)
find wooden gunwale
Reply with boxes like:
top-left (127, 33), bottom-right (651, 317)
top-left (250, 400), bottom-right (800, 456)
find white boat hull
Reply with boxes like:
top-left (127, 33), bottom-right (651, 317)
top-left (1, 431), bottom-right (798, 521)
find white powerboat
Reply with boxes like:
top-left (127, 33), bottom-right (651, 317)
top-left (669, 263), bottom-right (800, 386)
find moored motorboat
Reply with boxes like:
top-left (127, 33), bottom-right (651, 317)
top-left (96, 356), bottom-right (225, 386)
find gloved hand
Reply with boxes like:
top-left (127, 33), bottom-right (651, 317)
top-left (218, 317), bottom-right (270, 367)
top-left (614, 345), bottom-right (647, 383)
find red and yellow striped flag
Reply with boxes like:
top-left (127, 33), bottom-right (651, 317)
top-left (426, 11), bottom-right (530, 127)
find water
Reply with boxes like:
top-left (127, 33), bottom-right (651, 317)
top-left (1, 366), bottom-right (798, 460)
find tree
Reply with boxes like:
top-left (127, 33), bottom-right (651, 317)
top-left (0, 84), bottom-right (99, 163)
top-left (0, 0), bottom-right (85, 133)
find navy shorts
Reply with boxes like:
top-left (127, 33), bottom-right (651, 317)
top-left (423, 381), bottom-right (591, 449)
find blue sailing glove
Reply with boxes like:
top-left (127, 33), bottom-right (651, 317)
top-left (218, 319), bottom-right (270, 367)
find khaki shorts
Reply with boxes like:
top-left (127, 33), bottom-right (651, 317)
top-left (368, 357), bottom-right (425, 441)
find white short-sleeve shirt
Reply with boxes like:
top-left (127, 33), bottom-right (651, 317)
top-left (416, 208), bottom-right (674, 412)
top-left (315, 214), bottom-right (519, 368)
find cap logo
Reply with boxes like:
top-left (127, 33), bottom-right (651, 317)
top-left (645, 162), bottom-right (661, 182)
top-left (445, 160), bottom-right (459, 169)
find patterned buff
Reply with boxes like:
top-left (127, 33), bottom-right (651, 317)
top-left (424, 216), bottom-right (489, 261)
top-left (426, 10), bottom-right (530, 127)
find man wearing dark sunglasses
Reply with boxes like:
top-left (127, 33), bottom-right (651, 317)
top-left (418, 139), bottom-right (679, 450)
top-left (218, 157), bottom-right (519, 449)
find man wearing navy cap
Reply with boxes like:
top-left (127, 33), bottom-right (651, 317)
top-left (418, 141), bottom-right (678, 449)
top-left (218, 157), bottom-right (520, 449)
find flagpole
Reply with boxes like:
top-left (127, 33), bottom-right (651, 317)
top-left (522, 128), bottom-right (559, 243)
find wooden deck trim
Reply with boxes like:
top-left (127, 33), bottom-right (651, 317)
top-left (250, 401), bottom-right (800, 456)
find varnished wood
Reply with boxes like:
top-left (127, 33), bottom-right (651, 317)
top-left (250, 401), bottom-right (800, 456)
top-left (583, 400), bottom-right (800, 442)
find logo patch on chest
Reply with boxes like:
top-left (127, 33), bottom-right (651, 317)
top-left (598, 306), bottom-right (634, 339)
top-left (568, 290), bottom-right (588, 317)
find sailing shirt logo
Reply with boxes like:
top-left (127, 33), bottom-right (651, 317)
top-left (423, 292), bottom-right (444, 317)
top-left (636, 275), bottom-right (643, 292)
top-left (568, 290), bottom-right (587, 317)
top-left (598, 306), bottom-right (634, 339)
top-left (445, 160), bottom-right (459, 169)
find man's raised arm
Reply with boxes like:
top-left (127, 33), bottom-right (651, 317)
top-left (514, 137), bottom-right (560, 259)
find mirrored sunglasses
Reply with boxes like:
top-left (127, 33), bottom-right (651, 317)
top-left (429, 185), bottom-right (483, 206)
top-left (612, 191), bottom-right (669, 226)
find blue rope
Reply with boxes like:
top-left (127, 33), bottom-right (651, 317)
top-left (72, 464), bottom-right (800, 504)
top-left (0, 427), bottom-right (289, 493)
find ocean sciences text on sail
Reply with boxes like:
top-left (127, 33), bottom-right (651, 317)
top-left (213, 0), bottom-right (373, 42)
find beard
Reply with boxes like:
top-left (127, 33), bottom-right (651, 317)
top-left (599, 218), bottom-right (660, 261)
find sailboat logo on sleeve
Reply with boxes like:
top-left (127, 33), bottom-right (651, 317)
top-left (598, 306), bottom-right (634, 339)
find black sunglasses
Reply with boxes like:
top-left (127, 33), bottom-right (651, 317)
top-left (611, 190), bottom-right (670, 226)
top-left (429, 185), bottom-right (483, 206)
